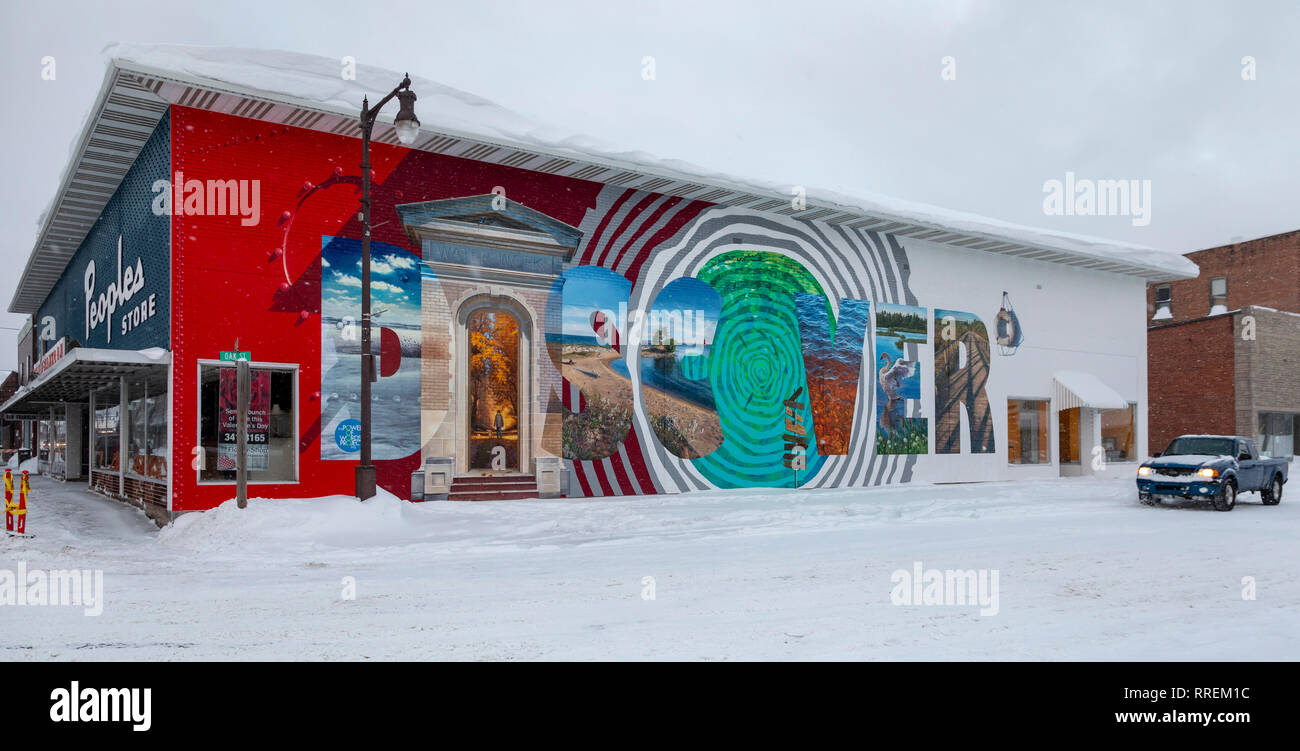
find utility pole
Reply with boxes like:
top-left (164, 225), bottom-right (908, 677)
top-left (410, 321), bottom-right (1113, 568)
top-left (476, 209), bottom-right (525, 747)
top-left (236, 359), bottom-right (249, 509)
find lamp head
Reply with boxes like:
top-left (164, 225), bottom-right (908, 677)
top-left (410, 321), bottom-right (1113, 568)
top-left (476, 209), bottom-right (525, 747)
top-left (393, 87), bottom-right (420, 146)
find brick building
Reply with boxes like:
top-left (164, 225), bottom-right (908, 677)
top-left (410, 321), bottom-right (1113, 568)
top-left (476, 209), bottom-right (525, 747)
top-left (1148, 231), bottom-right (1300, 457)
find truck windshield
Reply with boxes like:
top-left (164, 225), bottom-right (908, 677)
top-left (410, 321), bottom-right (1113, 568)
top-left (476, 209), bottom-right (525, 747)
top-left (1163, 437), bottom-right (1234, 457)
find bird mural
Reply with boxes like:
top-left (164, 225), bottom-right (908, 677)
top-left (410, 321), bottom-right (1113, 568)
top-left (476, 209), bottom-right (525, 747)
top-left (878, 352), bottom-right (917, 401)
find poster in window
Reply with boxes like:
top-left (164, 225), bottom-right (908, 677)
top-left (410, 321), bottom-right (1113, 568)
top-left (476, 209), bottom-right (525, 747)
top-left (218, 368), bottom-right (271, 471)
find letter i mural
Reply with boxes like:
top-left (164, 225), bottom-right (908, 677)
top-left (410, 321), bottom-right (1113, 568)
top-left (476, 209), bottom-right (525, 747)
top-left (875, 303), bottom-right (928, 454)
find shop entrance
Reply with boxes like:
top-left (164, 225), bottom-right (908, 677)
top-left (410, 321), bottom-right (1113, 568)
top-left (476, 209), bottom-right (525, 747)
top-left (467, 308), bottom-right (522, 471)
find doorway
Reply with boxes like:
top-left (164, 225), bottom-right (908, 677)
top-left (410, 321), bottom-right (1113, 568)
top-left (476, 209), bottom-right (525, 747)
top-left (467, 308), bottom-right (521, 471)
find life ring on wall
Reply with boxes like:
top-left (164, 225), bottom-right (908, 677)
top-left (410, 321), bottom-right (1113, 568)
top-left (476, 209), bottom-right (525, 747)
top-left (995, 291), bottom-right (1023, 356)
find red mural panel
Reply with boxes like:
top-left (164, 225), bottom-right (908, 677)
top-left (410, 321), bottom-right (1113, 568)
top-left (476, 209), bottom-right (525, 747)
top-left (169, 106), bottom-right (603, 510)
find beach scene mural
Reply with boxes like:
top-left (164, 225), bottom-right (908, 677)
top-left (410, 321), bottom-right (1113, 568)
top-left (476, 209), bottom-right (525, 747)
top-left (874, 302), bottom-right (928, 455)
top-left (934, 309), bottom-right (995, 454)
top-left (634, 277), bottom-right (722, 459)
top-left (319, 236), bottom-right (422, 461)
top-left (557, 266), bottom-right (635, 461)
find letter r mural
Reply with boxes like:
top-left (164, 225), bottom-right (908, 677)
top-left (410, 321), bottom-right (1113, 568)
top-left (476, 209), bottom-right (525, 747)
top-left (933, 309), bottom-right (994, 454)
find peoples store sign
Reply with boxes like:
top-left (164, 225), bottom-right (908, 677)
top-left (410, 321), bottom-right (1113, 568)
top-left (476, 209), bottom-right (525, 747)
top-left (83, 235), bottom-right (159, 345)
top-left (36, 230), bottom-right (167, 356)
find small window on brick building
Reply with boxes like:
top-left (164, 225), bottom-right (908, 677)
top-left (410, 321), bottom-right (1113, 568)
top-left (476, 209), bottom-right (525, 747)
top-left (1153, 285), bottom-right (1172, 320)
top-left (1209, 276), bottom-right (1228, 313)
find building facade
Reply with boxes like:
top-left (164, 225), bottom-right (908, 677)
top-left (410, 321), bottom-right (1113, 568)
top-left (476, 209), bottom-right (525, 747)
top-left (1, 46), bottom-right (1196, 518)
top-left (1147, 232), bottom-right (1300, 457)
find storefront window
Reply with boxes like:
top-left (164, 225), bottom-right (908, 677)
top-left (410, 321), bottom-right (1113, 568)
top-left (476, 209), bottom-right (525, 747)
top-left (129, 381), bottom-right (148, 477)
top-left (51, 416), bottom-right (67, 476)
top-left (1100, 403), bottom-right (1136, 463)
top-left (118, 378), bottom-right (170, 481)
top-left (1008, 399), bottom-right (1049, 464)
top-left (198, 364), bottom-right (296, 483)
top-left (37, 420), bottom-right (50, 464)
top-left (1258, 412), bottom-right (1297, 459)
top-left (146, 389), bottom-right (168, 479)
top-left (1058, 407), bottom-right (1081, 463)
top-left (94, 387), bottom-right (120, 472)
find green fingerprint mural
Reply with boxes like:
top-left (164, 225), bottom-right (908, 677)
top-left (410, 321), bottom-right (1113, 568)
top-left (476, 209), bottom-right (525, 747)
top-left (693, 251), bottom-right (829, 488)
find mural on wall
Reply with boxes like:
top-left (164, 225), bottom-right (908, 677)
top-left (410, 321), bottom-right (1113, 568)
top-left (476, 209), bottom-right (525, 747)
top-left (934, 309), bottom-right (995, 454)
top-left (319, 236), bottom-right (421, 461)
top-left (165, 102), bottom-right (1023, 506)
top-left (796, 293), bottom-right (871, 456)
top-left (561, 188), bottom-right (929, 495)
top-left (874, 302), bottom-right (928, 455)
top-left (638, 278), bottom-right (723, 459)
top-left (692, 251), bottom-right (826, 488)
top-left (557, 266), bottom-right (635, 461)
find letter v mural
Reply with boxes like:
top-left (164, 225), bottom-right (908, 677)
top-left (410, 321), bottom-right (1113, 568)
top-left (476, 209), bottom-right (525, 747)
top-left (796, 293), bottom-right (871, 456)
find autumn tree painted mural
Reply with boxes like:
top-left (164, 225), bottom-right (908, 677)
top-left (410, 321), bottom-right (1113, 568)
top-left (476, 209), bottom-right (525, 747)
top-left (469, 309), bottom-right (520, 469)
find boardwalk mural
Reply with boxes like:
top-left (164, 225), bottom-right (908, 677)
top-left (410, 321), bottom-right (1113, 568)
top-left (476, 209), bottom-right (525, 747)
top-left (934, 309), bottom-right (995, 454)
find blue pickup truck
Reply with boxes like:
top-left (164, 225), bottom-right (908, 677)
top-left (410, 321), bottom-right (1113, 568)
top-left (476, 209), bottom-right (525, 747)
top-left (1137, 435), bottom-right (1288, 511)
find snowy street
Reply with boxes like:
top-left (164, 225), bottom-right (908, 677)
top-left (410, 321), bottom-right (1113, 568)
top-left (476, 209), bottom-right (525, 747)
top-left (4, 471), bottom-right (1297, 661)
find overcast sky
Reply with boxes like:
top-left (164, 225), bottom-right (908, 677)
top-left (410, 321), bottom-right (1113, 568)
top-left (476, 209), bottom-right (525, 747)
top-left (1, 0), bottom-right (1297, 370)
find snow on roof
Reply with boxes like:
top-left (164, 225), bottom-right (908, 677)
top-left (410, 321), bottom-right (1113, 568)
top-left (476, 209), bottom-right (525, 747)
top-left (104, 43), bottom-right (1201, 280)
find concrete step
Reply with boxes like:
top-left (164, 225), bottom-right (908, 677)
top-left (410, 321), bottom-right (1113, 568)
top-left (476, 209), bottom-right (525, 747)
top-left (448, 473), bottom-right (541, 501)
top-left (453, 473), bottom-right (535, 483)
top-left (448, 488), bottom-right (539, 502)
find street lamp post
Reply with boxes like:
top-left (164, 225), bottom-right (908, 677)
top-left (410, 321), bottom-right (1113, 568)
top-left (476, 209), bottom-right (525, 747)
top-left (355, 75), bottom-right (420, 500)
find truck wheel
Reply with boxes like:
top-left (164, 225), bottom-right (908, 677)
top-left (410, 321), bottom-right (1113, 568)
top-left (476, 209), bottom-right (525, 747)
top-left (1261, 475), bottom-right (1283, 506)
top-left (1140, 493), bottom-right (1159, 506)
top-left (1212, 480), bottom-right (1237, 512)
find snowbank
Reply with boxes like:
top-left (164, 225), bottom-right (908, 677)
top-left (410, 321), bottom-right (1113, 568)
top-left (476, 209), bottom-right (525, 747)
top-left (155, 475), bottom-right (1136, 559)
top-left (103, 43), bottom-right (1197, 279)
top-left (159, 488), bottom-right (421, 552)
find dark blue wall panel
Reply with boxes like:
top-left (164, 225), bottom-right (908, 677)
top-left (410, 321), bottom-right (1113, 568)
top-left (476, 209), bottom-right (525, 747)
top-left (37, 110), bottom-right (170, 354)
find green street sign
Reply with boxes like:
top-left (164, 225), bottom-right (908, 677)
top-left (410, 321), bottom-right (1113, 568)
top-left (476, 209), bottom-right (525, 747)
top-left (220, 351), bottom-right (251, 362)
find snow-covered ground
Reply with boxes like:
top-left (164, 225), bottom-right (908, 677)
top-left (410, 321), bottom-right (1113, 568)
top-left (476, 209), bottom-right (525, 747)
top-left (3, 470), bottom-right (1298, 660)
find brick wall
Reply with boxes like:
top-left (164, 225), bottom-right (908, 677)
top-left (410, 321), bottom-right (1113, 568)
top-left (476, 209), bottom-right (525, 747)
top-left (1147, 314), bottom-right (1237, 453)
top-left (1146, 230), bottom-right (1300, 324)
top-left (1234, 306), bottom-right (1300, 441)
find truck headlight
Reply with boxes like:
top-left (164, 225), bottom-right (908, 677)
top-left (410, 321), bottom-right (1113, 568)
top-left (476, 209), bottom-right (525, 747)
top-left (1197, 468), bottom-right (1218, 478)
top-left (1137, 466), bottom-right (1152, 476)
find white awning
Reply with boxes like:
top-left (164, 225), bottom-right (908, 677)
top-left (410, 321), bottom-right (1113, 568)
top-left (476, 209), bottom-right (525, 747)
top-left (1052, 370), bottom-right (1129, 410)
top-left (0, 347), bottom-right (170, 414)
